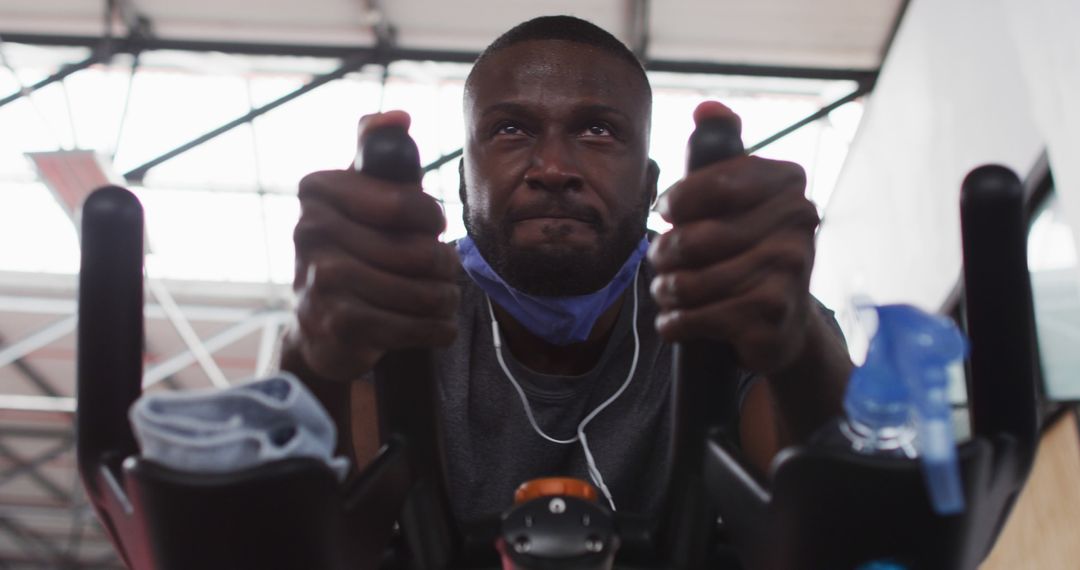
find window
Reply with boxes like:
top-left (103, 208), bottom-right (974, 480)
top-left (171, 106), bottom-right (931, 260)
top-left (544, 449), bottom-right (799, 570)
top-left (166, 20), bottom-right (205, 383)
top-left (1028, 189), bottom-right (1080, 402)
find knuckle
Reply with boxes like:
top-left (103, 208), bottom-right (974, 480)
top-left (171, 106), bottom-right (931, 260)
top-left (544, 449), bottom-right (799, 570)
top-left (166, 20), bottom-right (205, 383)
top-left (440, 243), bottom-right (462, 276)
top-left (681, 235), bottom-right (708, 264)
top-left (431, 321), bottom-right (458, 345)
top-left (649, 232), bottom-right (677, 268)
top-left (772, 242), bottom-right (810, 274)
top-left (798, 199), bottom-right (821, 229)
top-left (414, 287), bottom-right (446, 316)
top-left (307, 256), bottom-right (350, 291)
top-left (412, 235), bottom-right (441, 267)
top-left (298, 170), bottom-right (335, 198)
top-left (754, 284), bottom-right (789, 326)
top-left (781, 161), bottom-right (807, 187)
top-left (324, 309), bottom-right (357, 340)
top-left (662, 184), bottom-right (690, 217)
top-left (443, 285), bottom-right (462, 314)
top-left (668, 272), bottom-right (695, 305)
top-left (293, 219), bottom-right (324, 253)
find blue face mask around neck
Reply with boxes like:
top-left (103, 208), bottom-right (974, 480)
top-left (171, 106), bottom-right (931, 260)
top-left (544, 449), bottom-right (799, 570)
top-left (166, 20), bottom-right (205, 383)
top-left (457, 236), bottom-right (649, 346)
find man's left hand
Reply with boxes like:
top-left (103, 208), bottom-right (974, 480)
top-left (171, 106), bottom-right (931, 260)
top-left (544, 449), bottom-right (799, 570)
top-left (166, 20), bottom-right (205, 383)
top-left (647, 101), bottom-right (821, 375)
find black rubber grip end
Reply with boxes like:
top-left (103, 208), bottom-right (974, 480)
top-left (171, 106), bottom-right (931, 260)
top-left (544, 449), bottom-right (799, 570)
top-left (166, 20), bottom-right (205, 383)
top-left (358, 126), bottom-right (422, 184)
top-left (687, 117), bottom-right (744, 172)
top-left (961, 164), bottom-right (1023, 204)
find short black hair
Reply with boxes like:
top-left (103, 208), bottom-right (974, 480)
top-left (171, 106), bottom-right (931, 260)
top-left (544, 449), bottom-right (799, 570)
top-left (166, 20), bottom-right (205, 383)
top-left (467, 15), bottom-right (650, 97)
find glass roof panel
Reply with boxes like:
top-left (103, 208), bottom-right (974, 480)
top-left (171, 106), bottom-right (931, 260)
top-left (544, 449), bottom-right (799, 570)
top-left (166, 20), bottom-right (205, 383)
top-left (0, 46), bottom-right (863, 283)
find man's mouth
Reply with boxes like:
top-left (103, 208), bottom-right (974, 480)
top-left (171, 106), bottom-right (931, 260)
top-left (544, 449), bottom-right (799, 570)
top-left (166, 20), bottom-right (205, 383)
top-left (509, 205), bottom-right (601, 227)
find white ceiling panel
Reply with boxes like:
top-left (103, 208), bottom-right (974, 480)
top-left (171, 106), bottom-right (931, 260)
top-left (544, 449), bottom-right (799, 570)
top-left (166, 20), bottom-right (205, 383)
top-left (650, 0), bottom-right (903, 68)
top-left (1, 0), bottom-right (906, 71)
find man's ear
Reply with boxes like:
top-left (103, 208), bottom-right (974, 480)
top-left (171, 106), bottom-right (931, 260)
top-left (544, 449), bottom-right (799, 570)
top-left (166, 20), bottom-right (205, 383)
top-left (458, 158), bottom-right (467, 205)
top-left (646, 158), bottom-right (660, 207)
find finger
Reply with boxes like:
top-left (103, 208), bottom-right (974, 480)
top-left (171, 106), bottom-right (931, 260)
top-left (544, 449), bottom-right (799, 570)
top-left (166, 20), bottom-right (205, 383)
top-left (303, 252), bottom-right (460, 319)
top-left (650, 238), bottom-right (810, 311)
top-left (648, 191), bottom-right (818, 271)
top-left (294, 198), bottom-right (458, 279)
top-left (299, 293), bottom-right (457, 351)
top-left (658, 157), bottom-right (807, 224)
top-left (654, 276), bottom-right (792, 343)
top-left (299, 169), bottom-right (445, 235)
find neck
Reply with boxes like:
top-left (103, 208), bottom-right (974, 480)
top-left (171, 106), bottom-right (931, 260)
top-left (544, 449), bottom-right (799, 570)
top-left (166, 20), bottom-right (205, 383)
top-left (493, 294), bottom-right (626, 376)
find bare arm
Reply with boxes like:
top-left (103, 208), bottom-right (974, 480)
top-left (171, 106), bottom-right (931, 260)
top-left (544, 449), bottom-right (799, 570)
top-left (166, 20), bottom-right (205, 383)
top-left (738, 308), bottom-right (852, 474)
top-left (280, 333), bottom-right (382, 468)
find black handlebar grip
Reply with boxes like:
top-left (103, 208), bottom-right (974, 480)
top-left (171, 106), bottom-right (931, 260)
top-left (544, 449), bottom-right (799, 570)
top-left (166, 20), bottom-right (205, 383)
top-left (356, 125), bottom-right (422, 184)
top-left (77, 186), bottom-right (145, 494)
top-left (679, 114), bottom-right (744, 423)
top-left (686, 117), bottom-right (745, 171)
top-left (663, 115), bottom-right (745, 568)
top-left (359, 125), bottom-right (457, 567)
top-left (960, 164), bottom-right (1039, 480)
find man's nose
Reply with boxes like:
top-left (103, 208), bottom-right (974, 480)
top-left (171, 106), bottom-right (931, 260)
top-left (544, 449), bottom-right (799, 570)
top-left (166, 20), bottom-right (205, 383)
top-left (524, 135), bottom-right (583, 192)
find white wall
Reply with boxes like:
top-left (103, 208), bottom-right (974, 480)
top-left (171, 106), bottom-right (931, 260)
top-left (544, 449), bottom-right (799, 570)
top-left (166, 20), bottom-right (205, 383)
top-left (811, 0), bottom-right (1080, 318)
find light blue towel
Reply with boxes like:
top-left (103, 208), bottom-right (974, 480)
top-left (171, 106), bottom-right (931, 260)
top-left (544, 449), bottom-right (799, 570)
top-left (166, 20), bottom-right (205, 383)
top-left (130, 373), bottom-right (350, 480)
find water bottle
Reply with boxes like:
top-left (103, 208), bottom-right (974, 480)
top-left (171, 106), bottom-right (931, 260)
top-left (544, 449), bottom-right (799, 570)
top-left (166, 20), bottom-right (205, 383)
top-left (815, 303), bottom-right (969, 516)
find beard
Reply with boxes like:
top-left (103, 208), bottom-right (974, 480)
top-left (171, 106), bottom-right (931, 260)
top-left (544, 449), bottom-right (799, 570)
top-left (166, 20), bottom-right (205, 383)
top-left (463, 192), bottom-right (649, 297)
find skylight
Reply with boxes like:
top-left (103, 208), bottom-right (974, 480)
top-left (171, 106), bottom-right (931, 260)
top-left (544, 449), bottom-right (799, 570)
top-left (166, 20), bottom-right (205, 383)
top-left (0, 44), bottom-right (863, 283)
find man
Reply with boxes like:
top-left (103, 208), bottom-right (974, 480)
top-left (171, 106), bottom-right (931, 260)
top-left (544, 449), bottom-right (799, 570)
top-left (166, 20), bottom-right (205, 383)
top-left (282, 16), bottom-right (852, 522)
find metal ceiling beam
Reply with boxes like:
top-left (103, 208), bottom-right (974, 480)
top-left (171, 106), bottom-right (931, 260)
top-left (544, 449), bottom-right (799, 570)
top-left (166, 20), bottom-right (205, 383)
top-left (253, 318), bottom-right (282, 377)
top-left (0, 441), bottom-right (70, 503)
top-left (0, 556), bottom-right (121, 570)
top-left (0, 396), bottom-right (76, 414)
top-left (653, 84), bottom-right (871, 206)
top-left (145, 279), bottom-right (228, 388)
top-left (123, 53), bottom-right (374, 182)
top-left (0, 316), bottom-right (76, 371)
top-left (0, 53), bottom-right (105, 110)
top-left (0, 426), bottom-right (71, 440)
top-left (142, 311), bottom-right (290, 388)
top-left (0, 437), bottom-right (74, 490)
top-left (0, 32), bottom-right (881, 83)
top-left (0, 516), bottom-right (71, 568)
top-left (745, 84), bottom-right (872, 154)
top-left (9, 360), bottom-right (62, 398)
top-left (0, 332), bottom-right (63, 397)
top-left (0, 294), bottom-right (275, 323)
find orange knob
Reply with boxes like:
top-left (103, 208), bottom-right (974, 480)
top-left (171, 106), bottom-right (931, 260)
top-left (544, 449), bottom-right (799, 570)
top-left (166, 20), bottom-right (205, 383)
top-left (513, 477), bottom-right (598, 504)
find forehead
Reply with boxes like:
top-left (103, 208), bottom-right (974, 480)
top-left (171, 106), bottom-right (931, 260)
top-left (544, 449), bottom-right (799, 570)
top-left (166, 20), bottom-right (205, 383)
top-left (465, 40), bottom-right (650, 117)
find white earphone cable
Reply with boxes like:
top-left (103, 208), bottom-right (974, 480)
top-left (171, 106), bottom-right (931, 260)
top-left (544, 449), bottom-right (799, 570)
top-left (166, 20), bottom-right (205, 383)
top-left (487, 264), bottom-right (642, 510)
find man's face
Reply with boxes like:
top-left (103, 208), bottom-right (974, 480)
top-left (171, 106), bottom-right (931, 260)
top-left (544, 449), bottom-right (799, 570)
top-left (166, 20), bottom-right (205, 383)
top-left (462, 40), bottom-right (656, 296)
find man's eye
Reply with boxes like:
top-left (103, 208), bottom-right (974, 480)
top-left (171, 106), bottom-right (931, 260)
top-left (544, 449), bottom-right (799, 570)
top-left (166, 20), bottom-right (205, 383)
top-left (496, 123), bottom-right (524, 136)
top-left (582, 124), bottom-right (612, 137)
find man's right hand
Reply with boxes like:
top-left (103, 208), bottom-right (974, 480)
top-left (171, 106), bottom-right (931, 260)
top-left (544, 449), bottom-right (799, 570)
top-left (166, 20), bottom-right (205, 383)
top-left (290, 111), bottom-right (460, 382)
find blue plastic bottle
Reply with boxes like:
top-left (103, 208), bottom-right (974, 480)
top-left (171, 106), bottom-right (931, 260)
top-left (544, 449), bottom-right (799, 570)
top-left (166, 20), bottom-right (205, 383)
top-left (826, 303), bottom-right (969, 516)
